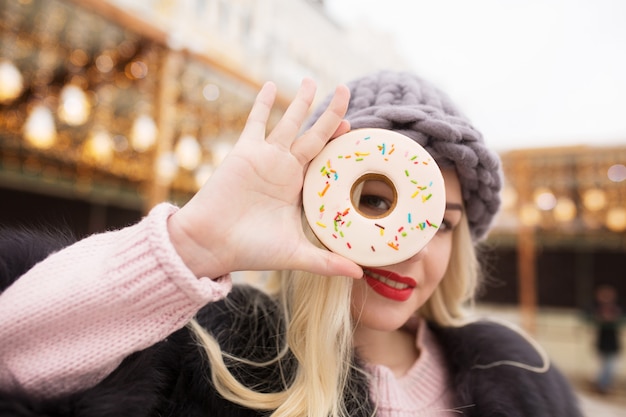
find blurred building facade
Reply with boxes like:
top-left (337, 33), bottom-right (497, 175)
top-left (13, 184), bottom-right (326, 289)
top-left (1, 0), bottom-right (624, 312)
top-left (481, 146), bottom-right (626, 312)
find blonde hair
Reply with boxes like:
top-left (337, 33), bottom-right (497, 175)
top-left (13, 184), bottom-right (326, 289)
top-left (189, 270), bottom-right (361, 417)
top-left (419, 211), bottom-right (481, 326)
top-left (189, 213), bottom-right (481, 417)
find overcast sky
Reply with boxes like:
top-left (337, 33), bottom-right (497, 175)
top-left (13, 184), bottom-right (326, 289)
top-left (326, 0), bottom-right (626, 151)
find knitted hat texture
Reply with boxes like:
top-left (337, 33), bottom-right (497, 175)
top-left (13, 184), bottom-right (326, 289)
top-left (305, 70), bottom-right (502, 240)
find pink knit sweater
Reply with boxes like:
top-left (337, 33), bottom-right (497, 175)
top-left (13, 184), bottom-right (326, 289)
top-left (367, 322), bottom-right (458, 416)
top-left (0, 203), bottom-right (456, 416)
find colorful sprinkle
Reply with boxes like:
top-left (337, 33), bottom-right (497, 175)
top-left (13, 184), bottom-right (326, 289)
top-left (318, 182), bottom-right (330, 197)
top-left (387, 242), bottom-right (399, 250)
top-left (319, 204), bottom-right (325, 212)
top-left (408, 213), bottom-right (412, 223)
top-left (316, 221), bottom-right (326, 228)
top-left (422, 193), bottom-right (432, 202)
top-left (347, 242), bottom-right (352, 249)
top-left (371, 246), bottom-right (376, 252)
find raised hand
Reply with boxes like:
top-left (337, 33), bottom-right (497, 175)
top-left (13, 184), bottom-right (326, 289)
top-left (167, 79), bottom-right (363, 280)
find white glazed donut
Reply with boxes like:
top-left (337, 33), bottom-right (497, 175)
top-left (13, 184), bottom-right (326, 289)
top-left (302, 128), bottom-right (446, 267)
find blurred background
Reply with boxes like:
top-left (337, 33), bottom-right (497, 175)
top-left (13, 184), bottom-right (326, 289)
top-left (0, 0), bottom-right (624, 413)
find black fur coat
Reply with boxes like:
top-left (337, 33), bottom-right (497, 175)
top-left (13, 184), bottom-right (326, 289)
top-left (0, 228), bottom-right (583, 417)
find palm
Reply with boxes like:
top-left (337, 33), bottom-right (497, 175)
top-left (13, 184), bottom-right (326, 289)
top-left (201, 141), bottom-right (306, 268)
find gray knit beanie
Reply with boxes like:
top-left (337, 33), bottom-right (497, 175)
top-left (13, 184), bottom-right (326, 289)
top-left (305, 70), bottom-right (502, 240)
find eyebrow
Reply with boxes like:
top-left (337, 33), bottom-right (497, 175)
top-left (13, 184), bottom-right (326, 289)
top-left (446, 203), bottom-right (464, 212)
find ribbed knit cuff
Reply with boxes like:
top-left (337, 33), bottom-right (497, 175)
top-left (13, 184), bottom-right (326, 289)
top-left (105, 203), bottom-right (232, 335)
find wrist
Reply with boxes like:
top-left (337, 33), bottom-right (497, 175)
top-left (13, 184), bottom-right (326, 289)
top-left (167, 210), bottom-right (228, 279)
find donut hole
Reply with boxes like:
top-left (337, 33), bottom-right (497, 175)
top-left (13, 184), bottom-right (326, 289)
top-left (351, 173), bottom-right (398, 219)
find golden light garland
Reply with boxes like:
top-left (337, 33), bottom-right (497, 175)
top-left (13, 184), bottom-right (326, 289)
top-left (0, 0), bottom-right (264, 210)
top-left (499, 147), bottom-right (626, 238)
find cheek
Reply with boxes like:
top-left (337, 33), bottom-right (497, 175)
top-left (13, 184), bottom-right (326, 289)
top-left (424, 239), bottom-right (453, 287)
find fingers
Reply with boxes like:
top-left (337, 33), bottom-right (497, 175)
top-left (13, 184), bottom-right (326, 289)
top-left (239, 81), bottom-right (277, 143)
top-left (240, 80), bottom-right (350, 161)
top-left (266, 78), bottom-right (317, 149)
top-left (291, 84), bottom-right (350, 164)
top-left (331, 119), bottom-right (351, 139)
top-left (324, 251), bottom-right (363, 279)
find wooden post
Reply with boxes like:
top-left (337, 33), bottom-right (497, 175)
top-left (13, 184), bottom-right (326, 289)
top-left (515, 154), bottom-right (537, 334)
top-left (517, 224), bottom-right (537, 333)
top-left (145, 50), bottom-right (184, 213)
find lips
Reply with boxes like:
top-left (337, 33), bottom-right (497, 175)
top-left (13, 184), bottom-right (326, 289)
top-left (362, 268), bottom-right (417, 302)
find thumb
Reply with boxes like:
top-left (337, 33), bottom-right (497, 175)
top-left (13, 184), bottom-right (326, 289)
top-left (295, 246), bottom-right (363, 279)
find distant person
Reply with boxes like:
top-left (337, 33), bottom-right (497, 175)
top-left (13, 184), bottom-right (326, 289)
top-left (590, 284), bottom-right (623, 394)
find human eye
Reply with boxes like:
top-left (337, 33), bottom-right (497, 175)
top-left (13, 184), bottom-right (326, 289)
top-left (356, 179), bottom-right (395, 217)
top-left (359, 194), bottom-right (392, 215)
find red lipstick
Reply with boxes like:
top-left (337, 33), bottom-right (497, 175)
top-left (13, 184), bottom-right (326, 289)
top-left (363, 268), bottom-right (417, 302)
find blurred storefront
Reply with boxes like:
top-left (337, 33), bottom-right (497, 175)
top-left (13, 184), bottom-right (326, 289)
top-left (483, 146), bottom-right (626, 324)
top-left (1, 0), bottom-right (266, 236)
top-left (0, 0), bottom-right (408, 237)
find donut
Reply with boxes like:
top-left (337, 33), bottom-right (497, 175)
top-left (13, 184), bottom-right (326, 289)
top-left (302, 128), bottom-right (446, 267)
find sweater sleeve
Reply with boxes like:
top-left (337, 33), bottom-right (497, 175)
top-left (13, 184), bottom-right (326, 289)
top-left (0, 203), bottom-right (232, 398)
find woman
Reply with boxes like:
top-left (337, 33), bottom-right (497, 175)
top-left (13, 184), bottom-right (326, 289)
top-left (0, 71), bottom-right (582, 416)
